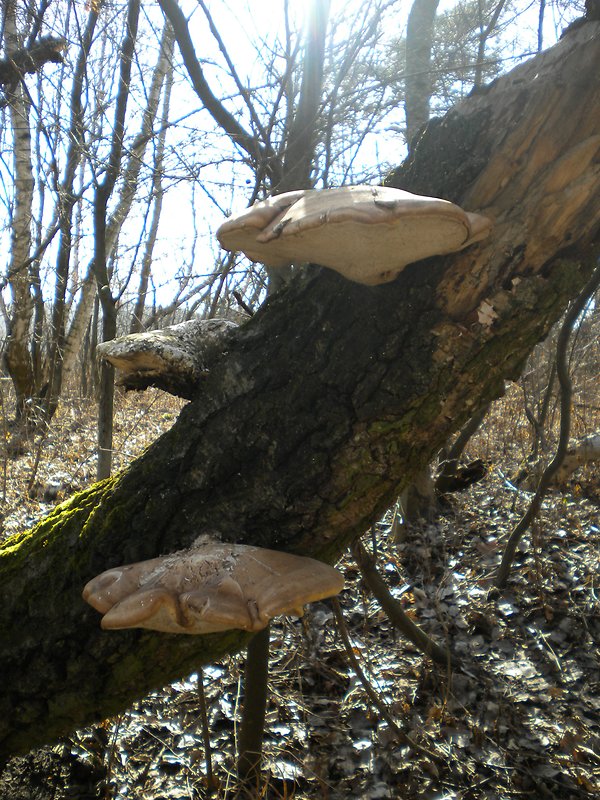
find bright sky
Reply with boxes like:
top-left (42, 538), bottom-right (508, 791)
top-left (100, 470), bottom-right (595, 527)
top-left (154, 0), bottom-right (402, 293)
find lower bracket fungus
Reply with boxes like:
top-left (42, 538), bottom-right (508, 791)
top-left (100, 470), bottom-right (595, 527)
top-left (83, 542), bottom-right (344, 634)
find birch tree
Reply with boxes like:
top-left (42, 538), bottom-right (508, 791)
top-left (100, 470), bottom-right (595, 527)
top-left (2, 2), bottom-right (37, 419)
top-left (0, 4), bottom-right (177, 425)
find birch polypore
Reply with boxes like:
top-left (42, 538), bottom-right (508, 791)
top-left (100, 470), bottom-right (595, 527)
top-left (217, 185), bottom-right (491, 285)
top-left (83, 542), bottom-right (344, 634)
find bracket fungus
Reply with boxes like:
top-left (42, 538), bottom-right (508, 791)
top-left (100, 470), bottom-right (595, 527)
top-left (83, 542), bottom-right (344, 634)
top-left (217, 185), bottom-right (492, 285)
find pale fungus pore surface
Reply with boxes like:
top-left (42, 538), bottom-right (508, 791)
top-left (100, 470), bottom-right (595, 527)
top-left (217, 185), bottom-right (492, 285)
top-left (83, 543), bottom-right (344, 634)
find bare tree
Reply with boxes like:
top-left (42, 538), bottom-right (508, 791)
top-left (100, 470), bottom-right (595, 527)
top-left (93, 0), bottom-right (141, 480)
top-left (44, 9), bottom-right (99, 420)
top-left (129, 29), bottom-right (175, 333)
top-left (405, 0), bottom-right (440, 148)
top-left (62, 20), bottom-right (176, 388)
top-left (0, 3), bottom-right (179, 431)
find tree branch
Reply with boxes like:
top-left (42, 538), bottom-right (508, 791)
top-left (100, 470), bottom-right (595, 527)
top-left (157, 0), bottom-right (273, 172)
top-left (352, 540), bottom-right (453, 666)
top-left (495, 259), bottom-right (600, 588)
top-left (0, 35), bottom-right (66, 96)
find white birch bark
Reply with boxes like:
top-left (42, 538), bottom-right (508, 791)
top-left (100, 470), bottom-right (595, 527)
top-left (3, 2), bottom-right (35, 416)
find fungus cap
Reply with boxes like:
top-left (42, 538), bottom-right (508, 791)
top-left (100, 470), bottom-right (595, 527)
top-left (217, 185), bottom-right (492, 285)
top-left (83, 542), bottom-right (344, 634)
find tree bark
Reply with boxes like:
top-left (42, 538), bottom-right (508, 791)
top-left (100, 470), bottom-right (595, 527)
top-left (405, 0), bottom-right (440, 149)
top-left (93, 0), bottom-right (140, 480)
top-left (266, 0), bottom-right (331, 293)
top-left (3, 3), bottom-right (36, 418)
top-left (130, 27), bottom-right (175, 334)
top-left (277, 0), bottom-right (330, 193)
top-left (44, 10), bottom-right (99, 420)
top-left (0, 21), bottom-right (599, 763)
top-left (473, 0), bottom-right (507, 89)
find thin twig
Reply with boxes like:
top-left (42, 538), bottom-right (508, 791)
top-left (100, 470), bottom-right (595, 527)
top-left (352, 539), bottom-right (455, 667)
top-left (332, 597), bottom-right (443, 763)
top-left (496, 261), bottom-right (600, 588)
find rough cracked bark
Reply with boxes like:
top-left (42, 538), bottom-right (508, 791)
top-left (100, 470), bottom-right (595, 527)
top-left (98, 318), bottom-right (238, 398)
top-left (0, 21), bottom-right (599, 763)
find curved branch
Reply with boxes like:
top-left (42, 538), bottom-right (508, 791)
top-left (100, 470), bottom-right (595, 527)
top-left (496, 260), bottom-right (600, 588)
top-left (352, 540), bottom-right (453, 666)
top-left (157, 0), bottom-right (272, 171)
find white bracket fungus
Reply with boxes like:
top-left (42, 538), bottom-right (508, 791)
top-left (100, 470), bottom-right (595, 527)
top-left (83, 542), bottom-right (344, 634)
top-left (217, 185), bottom-right (492, 285)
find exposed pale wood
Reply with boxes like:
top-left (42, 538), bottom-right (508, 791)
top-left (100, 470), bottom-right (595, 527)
top-left (553, 432), bottom-right (600, 483)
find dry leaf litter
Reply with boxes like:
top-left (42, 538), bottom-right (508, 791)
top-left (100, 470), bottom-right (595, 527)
top-left (0, 380), bottom-right (598, 800)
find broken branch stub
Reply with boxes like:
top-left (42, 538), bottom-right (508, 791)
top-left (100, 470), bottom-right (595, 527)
top-left (217, 185), bottom-right (492, 285)
top-left (82, 542), bottom-right (344, 634)
top-left (97, 318), bottom-right (237, 398)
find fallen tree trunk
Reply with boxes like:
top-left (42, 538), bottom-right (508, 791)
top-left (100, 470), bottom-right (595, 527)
top-left (1, 21), bottom-right (599, 763)
top-left (553, 432), bottom-right (600, 483)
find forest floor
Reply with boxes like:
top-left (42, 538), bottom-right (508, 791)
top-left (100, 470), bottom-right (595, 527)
top-left (0, 383), bottom-right (599, 800)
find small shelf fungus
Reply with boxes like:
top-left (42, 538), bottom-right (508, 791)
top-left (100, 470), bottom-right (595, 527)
top-left (217, 185), bottom-right (492, 285)
top-left (82, 542), bottom-right (344, 634)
